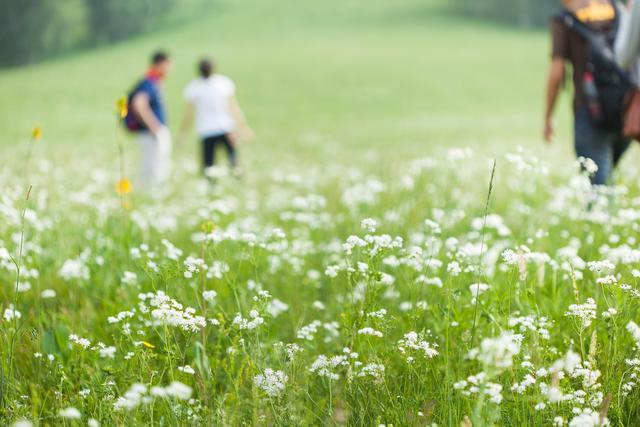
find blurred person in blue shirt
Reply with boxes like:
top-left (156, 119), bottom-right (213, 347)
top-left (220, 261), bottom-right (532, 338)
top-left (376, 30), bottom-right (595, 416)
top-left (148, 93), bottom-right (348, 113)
top-left (125, 51), bottom-right (173, 188)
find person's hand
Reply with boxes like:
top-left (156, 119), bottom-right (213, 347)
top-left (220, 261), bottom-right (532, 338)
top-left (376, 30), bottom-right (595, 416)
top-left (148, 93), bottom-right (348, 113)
top-left (228, 131), bottom-right (238, 147)
top-left (238, 127), bottom-right (255, 142)
top-left (155, 125), bottom-right (169, 137)
top-left (150, 124), bottom-right (164, 137)
top-left (543, 117), bottom-right (554, 143)
top-left (154, 126), bottom-right (172, 149)
top-left (229, 127), bottom-right (255, 144)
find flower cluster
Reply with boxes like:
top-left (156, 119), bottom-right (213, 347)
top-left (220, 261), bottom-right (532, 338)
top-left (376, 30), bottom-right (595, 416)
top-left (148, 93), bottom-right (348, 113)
top-left (254, 369), bottom-right (288, 397)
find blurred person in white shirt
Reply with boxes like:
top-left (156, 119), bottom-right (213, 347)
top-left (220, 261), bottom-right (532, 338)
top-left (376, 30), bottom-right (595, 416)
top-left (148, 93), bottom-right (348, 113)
top-left (179, 58), bottom-right (253, 181)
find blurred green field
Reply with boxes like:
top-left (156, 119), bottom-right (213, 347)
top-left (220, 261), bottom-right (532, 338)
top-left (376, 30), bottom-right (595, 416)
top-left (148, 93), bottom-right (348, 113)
top-left (0, 0), bottom-right (578, 167)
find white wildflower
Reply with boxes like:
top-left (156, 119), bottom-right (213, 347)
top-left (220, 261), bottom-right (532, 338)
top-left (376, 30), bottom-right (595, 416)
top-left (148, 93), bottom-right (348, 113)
top-left (254, 368), bottom-right (288, 397)
top-left (202, 290), bottom-right (218, 303)
top-left (178, 365), bottom-right (195, 375)
top-left (398, 332), bottom-right (439, 361)
top-left (361, 218), bottom-right (377, 232)
top-left (40, 289), bottom-right (56, 298)
top-left (59, 407), bottom-right (81, 419)
top-left (357, 327), bottom-right (383, 337)
top-left (565, 298), bottom-right (597, 329)
top-left (58, 258), bottom-right (89, 281)
top-left (470, 332), bottom-right (520, 370)
top-left (3, 304), bottom-right (21, 322)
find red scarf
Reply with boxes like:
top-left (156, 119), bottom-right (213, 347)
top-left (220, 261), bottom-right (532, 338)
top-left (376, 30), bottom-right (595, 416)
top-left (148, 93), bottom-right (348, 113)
top-left (146, 68), bottom-right (163, 81)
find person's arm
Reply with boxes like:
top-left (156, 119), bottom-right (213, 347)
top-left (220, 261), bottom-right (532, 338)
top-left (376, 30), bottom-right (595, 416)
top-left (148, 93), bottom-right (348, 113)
top-left (132, 92), bottom-right (163, 135)
top-left (615, 0), bottom-right (640, 69)
top-left (544, 58), bottom-right (565, 143)
top-left (544, 19), bottom-right (569, 143)
top-left (229, 95), bottom-right (254, 142)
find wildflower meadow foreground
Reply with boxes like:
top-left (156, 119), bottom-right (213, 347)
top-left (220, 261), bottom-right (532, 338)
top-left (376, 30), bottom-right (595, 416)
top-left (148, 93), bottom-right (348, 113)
top-left (3, 143), bottom-right (640, 426)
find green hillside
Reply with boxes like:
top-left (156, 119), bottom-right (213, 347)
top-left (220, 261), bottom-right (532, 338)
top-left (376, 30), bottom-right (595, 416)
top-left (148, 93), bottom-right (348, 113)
top-left (0, 0), bottom-right (574, 166)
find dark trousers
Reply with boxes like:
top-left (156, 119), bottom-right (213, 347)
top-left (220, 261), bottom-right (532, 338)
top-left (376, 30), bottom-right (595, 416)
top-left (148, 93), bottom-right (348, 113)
top-left (574, 107), bottom-right (630, 185)
top-left (202, 133), bottom-right (237, 170)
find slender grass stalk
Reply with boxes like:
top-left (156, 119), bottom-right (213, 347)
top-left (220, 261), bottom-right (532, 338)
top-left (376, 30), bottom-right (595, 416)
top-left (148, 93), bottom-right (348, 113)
top-left (471, 160), bottom-right (496, 344)
top-left (3, 130), bottom-right (40, 410)
top-left (5, 185), bottom-right (32, 404)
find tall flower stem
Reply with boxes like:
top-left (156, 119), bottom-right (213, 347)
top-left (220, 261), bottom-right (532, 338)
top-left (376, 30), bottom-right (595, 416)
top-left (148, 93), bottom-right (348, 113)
top-left (115, 98), bottom-right (132, 256)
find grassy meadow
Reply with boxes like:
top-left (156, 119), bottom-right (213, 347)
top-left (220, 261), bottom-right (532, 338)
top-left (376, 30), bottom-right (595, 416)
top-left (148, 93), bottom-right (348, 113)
top-left (0, 0), bottom-right (569, 158)
top-left (3, 0), bottom-right (640, 425)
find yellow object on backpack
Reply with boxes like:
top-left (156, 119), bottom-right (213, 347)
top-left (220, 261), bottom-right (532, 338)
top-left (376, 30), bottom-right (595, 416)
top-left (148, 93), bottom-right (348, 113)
top-left (567, 0), bottom-right (615, 23)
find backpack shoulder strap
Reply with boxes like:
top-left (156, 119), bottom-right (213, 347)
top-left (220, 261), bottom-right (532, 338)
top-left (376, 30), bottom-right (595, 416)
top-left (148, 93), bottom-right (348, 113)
top-left (559, 9), bottom-right (597, 41)
top-left (560, 6), bottom-right (632, 85)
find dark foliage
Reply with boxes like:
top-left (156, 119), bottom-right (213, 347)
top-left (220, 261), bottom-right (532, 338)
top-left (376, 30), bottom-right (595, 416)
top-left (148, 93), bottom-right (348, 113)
top-left (0, 0), bottom-right (208, 67)
top-left (451, 0), bottom-right (561, 28)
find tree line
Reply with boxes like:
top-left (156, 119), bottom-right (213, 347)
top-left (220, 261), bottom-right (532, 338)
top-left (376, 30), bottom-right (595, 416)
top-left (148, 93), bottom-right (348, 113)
top-left (451, 0), bottom-right (560, 28)
top-left (0, 0), bottom-right (210, 67)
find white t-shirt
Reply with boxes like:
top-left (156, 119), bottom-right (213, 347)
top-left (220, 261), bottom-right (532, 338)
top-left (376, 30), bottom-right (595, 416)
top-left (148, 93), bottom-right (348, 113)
top-left (183, 75), bottom-right (236, 138)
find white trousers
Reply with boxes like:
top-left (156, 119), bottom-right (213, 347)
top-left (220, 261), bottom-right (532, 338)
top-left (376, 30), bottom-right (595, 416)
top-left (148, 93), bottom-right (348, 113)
top-left (138, 128), bottom-right (172, 188)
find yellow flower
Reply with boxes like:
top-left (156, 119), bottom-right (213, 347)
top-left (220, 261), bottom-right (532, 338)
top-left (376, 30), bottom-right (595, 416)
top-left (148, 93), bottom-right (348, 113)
top-left (32, 127), bottom-right (42, 140)
top-left (116, 178), bottom-right (132, 195)
top-left (141, 341), bottom-right (155, 349)
top-left (116, 97), bottom-right (128, 119)
top-left (201, 221), bottom-right (216, 233)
